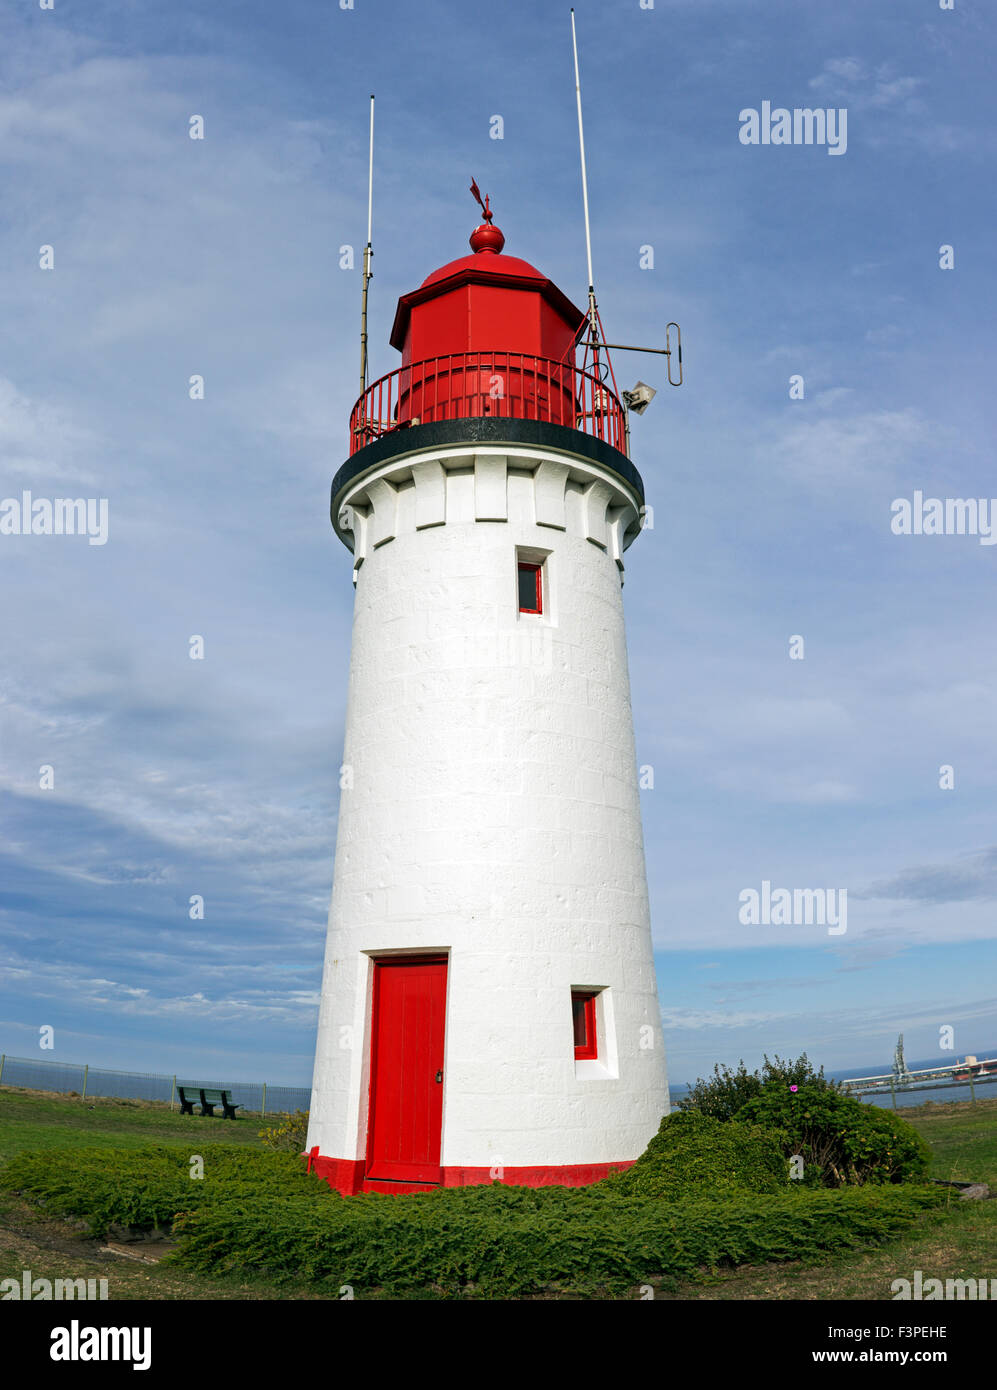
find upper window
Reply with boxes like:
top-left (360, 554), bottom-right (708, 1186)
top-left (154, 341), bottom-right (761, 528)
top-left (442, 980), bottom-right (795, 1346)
top-left (571, 991), bottom-right (598, 1060)
top-left (518, 561), bottom-right (542, 614)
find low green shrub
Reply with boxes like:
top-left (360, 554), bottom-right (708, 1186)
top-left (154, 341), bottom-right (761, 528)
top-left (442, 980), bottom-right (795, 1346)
top-left (0, 1144), bottom-right (328, 1236)
top-left (170, 1183), bottom-right (947, 1297)
top-left (736, 1085), bottom-right (931, 1187)
top-left (606, 1110), bottom-right (788, 1198)
top-left (1, 1136), bottom-right (947, 1296)
top-left (680, 1053), bottom-right (840, 1122)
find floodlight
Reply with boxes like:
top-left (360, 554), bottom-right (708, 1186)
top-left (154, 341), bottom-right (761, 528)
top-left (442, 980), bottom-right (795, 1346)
top-left (622, 381), bottom-right (656, 415)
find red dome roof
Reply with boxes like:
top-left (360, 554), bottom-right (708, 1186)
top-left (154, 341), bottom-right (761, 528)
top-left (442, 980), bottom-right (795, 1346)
top-left (420, 252), bottom-right (547, 290)
top-left (390, 230), bottom-right (585, 355)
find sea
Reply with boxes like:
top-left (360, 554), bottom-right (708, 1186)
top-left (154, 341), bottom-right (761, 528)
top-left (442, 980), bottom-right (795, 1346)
top-left (668, 1052), bottom-right (997, 1111)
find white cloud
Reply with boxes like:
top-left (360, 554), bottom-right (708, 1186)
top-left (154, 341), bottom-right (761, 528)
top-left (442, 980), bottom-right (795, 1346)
top-left (0, 377), bottom-right (101, 484)
top-left (764, 407), bottom-right (949, 492)
top-left (660, 1008), bottom-right (786, 1030)
top-left (0, 955), bottom-right (320, 1026)
top-left (808, 57), bottom-right (924, 111)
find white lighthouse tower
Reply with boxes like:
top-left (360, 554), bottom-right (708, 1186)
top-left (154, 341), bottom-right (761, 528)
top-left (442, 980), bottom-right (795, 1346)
top-left (306, 201), bottom-right (669, 1194)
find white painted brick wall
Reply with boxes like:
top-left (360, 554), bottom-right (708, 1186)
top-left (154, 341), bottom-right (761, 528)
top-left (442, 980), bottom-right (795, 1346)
top-left (308, 442), bottom-right (669, 1170)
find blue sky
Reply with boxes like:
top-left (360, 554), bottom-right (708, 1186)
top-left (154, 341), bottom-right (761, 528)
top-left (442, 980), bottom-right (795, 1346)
top-left (2, 0), bottom-right (995, 1088)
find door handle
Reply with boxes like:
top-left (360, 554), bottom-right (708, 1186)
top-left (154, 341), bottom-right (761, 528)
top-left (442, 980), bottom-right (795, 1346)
top-left (435, 1070), bottom-right (443, 1084)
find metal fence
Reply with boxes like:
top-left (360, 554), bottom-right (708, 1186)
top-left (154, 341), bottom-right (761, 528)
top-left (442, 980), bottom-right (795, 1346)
top-left (0, 1052), bottom-right (311, 1118)
top-left (349, 350), bottom-right (630, 457)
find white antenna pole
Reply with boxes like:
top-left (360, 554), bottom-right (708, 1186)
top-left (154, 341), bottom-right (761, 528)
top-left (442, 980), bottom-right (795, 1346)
top-left (366, 93), bottom-right (375, 250)
top-left (570, 9), bottom-right (598, 342)
top-left (360, 94), bottom-right (375, 397)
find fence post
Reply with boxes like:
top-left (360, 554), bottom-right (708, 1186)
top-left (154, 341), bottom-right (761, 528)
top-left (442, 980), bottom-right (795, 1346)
top-left (169, 1076), bottom-right (177, 1112)
top-left (0, 1054), bottom-right (5, 1087)
top-left (261, 1082), bottom-right (267, 1119)
top-left (81, 1064), bottom-right (89, 1102)
top-left (889, 1076), bottom-right (896, 1110)
top-left (969, 1072), bottom-right (976, 1105)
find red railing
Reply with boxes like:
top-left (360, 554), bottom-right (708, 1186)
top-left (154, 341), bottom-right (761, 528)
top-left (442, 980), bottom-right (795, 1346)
top-left (349, 351), bottom-right (628, 457)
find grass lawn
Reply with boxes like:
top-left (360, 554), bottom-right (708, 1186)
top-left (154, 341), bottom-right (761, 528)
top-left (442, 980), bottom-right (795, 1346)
top-left (905, 1096), bottom-right (997, 1186)
top-left (0, 1086), bottom-right (993, 1300)
top-left (0, 1086), bottom-right (294, 1300)
top-left (0, 1085), bottom-right (266, 1162)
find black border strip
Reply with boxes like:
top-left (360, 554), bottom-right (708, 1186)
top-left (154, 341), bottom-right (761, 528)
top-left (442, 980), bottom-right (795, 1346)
top-left (330, 418), bottom-right (645, 525)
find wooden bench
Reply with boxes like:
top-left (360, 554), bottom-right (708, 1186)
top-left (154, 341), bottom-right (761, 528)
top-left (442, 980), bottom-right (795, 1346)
top-left (177, 1085), bottom-right (240, 1120)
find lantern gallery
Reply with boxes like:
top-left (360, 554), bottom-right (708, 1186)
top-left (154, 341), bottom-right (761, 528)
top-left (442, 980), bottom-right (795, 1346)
top-left (738, 103), bottom-right (847, 156)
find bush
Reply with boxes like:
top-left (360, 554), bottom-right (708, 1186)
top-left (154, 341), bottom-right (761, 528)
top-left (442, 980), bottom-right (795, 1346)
top-left (680, 1053), bottom-right (840, 1122)
top-left (606, 1110), bottom-right (788, 1199)
top-left (258, 1111), bottom-right (309, 1153)
top-left (736, 1085), bottom-right (931, 1187)
top-left (170, 1184), bottom-right (947, 1297)
top-left (0, 1144), bottom-right (328, 1237)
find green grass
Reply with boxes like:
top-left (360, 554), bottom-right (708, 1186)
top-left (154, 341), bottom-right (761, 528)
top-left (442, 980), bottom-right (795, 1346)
top-left (0, 1084), bottom-right (994, 1300)
top-left (906, 1097), bottom-right (997, 1186)
top-left (0, 1085), bottom-right (266, 1162)
top-left (0, 1134), bottom-right (951, 1299)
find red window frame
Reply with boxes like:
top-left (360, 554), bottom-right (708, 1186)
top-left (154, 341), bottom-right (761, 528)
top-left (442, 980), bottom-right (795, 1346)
top-left (571, 991), bottom-right (598, 1060)
top-left (518, 560), bottom-right (542, 614)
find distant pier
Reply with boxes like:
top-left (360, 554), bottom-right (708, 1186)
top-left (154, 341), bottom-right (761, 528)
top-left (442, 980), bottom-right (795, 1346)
top-left (842, 1054), bottom-right (997, 1103)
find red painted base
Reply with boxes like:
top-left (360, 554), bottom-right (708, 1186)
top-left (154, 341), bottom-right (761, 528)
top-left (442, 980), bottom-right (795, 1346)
top-left (306, 1152), bottom-right (635, 1197)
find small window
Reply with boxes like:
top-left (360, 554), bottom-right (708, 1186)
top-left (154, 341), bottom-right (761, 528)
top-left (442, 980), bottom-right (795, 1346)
top-left (518, 561), bottom-right (542, 614)
top-left (571, 991), bottom-right (598, 1060)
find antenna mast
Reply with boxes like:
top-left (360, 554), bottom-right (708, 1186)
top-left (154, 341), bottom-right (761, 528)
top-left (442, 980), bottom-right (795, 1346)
top-left (570, 9), bottom-right (598, 347)
top-left (359, 94), bottom-right (375, 398)
top-left (567, 10), bottom-right (684, 414)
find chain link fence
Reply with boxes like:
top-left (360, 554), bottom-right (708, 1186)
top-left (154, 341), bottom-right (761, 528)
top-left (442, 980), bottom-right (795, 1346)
top-left (0, 1052), bottom-right (310, 1118)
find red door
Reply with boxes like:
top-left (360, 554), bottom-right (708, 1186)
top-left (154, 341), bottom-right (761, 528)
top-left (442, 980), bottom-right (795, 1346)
top-left (365, 957), bottom-right (447, 1184)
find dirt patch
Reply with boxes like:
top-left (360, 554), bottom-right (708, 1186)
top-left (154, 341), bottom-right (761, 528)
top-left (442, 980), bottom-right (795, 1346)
top-left (99, 1241), bottom-right (173, 1264)
top-left (0, 1197), bottom-right (327, 1300)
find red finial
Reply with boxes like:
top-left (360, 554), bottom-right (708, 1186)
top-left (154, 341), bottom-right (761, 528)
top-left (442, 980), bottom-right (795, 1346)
top-left (470, 222), bottom-right (505, 254)
top-left (469, 178), bottom-right (505, 254)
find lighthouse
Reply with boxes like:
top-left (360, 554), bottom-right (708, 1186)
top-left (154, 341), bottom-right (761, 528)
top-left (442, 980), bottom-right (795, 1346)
top-left (305, 196), bottom-right (669, 1195)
